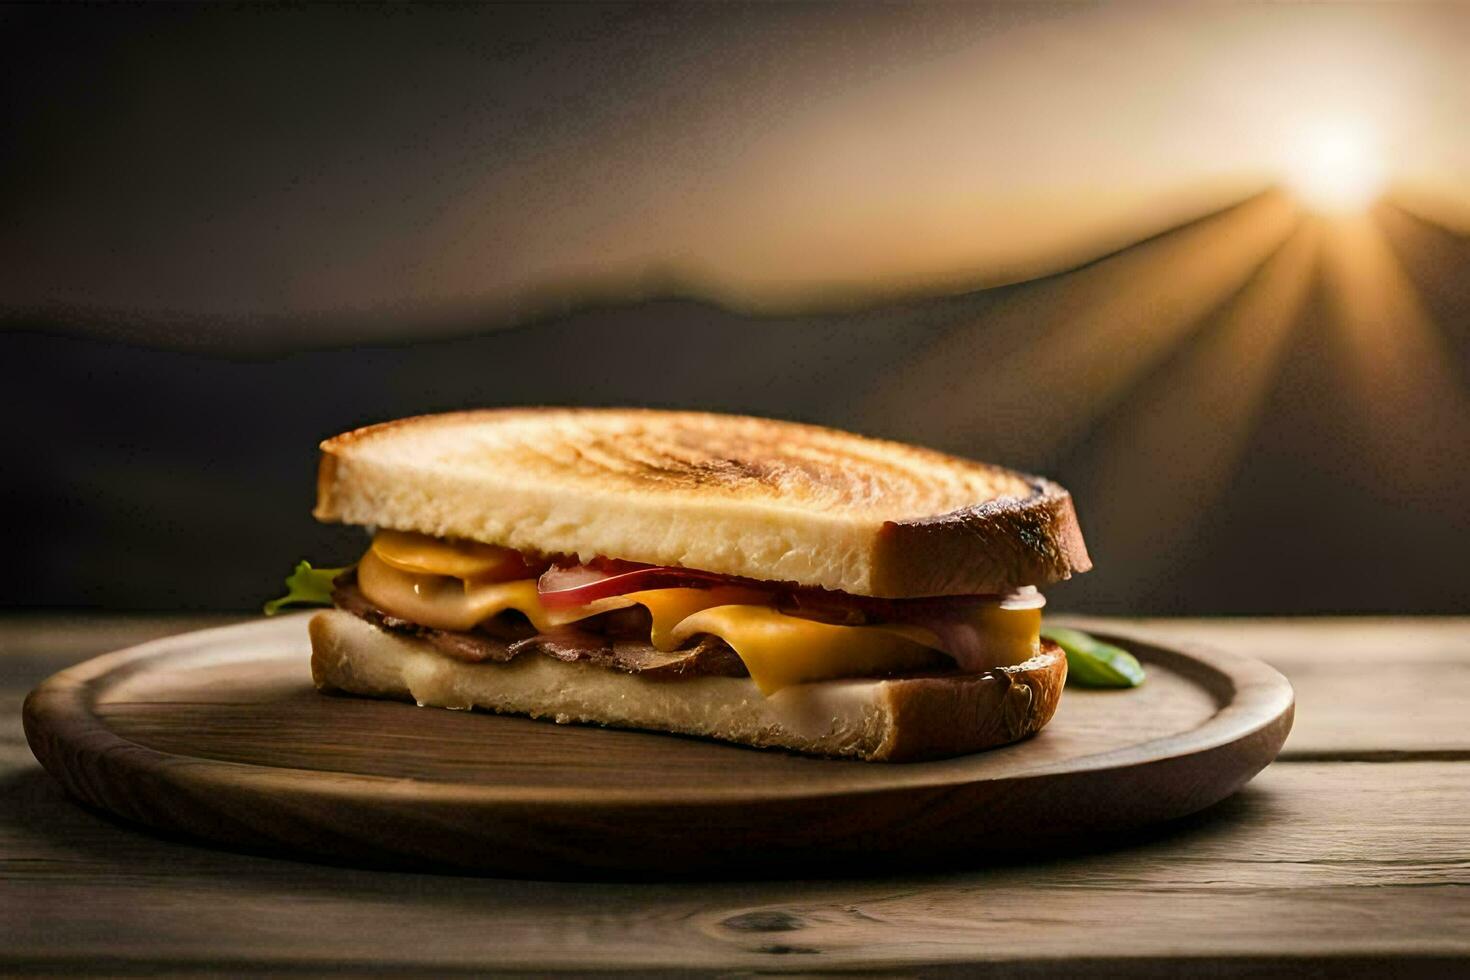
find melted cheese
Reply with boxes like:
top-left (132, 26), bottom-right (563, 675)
top-left (354, 550), bottom-right (1041, 695)
top-left (356, 553), bottom-right (741, 635)
top-left (370, 529), bottom-right (522, 579)
top-left (358, 550), bottom-right (550, 631)
top-left (670, 605), bottom-right (944, 695)
top-left (629, 586), bottom-right (771, 651)
top-left (974, 604), bottom-right (1043, 663)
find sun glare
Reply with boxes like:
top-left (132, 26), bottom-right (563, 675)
top-left (1284, 122), bottom-right (1386, 214)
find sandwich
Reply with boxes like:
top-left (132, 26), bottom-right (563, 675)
top-left (303, 408), bottom-right (1092, 761)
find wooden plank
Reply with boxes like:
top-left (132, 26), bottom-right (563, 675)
top-left (0, 613), bottom-right (244, 663)
top-left (1078, 617), bottom-right (1470, 759)
top-left (0, 615), bottom-right (242, 773)
top-left (1, 757), bottom-right (1466, 972)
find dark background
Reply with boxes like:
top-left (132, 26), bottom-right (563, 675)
top-left (4, 3), bottom-right (1467, 614)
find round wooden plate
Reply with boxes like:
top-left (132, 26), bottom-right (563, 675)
top-left (24, 615), bottom-right (1292, 878)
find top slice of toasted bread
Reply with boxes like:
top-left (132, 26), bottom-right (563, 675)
top-left (314, 408), bottom-right (1091, 597)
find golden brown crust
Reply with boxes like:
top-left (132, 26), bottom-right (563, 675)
top-left (313, 408), bottom-right (1091, 597)
top-left (874, 479), bottom-right (1091, 596)
top-left (874, 641), bottom-right (1067, 761)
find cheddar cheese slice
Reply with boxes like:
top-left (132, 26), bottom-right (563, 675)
top-left (669, 605), bottom-right (944, 695)
top-left (354, 543), bottom-right (1041, 695)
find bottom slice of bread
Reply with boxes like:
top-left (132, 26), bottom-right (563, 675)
top-left (309, 609), bottom-right (1066, 762)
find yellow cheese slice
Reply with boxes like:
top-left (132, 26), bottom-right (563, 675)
top-left (357, 550), bottom-right (550, 631)
top-left (356, 553), bottom-right (711, 634)
top-left (370, 529), bottom-right (523, 580)
top-left (627, 586), bottom-right (771, 651)
top-left (972, 604), bottom-right (1043, 665)
top-left (669, 605), bottom-right (944, 695)
top-left (355, 551), bottom-right (1042, 696)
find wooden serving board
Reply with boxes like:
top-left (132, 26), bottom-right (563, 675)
top-left (23, 616), bottom-right (1292, 878)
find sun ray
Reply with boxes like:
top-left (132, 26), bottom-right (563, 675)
top-left (1373, 202), bottom-right (1470, 370)
top-left (1058, 222), bottom-right (1320, 606)
top-left (857, 190), bottom-right (1301, 468)
top-left (1316, 210), bottom-right (1470, 505)
top-left (1385, 182), bottom-right (1470, 237)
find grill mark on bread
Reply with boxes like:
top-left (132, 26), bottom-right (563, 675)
top-left (505, 417), bottom-right (1023, 517)
top-left (777, 437), bottom-right (952, 510)
top-left (364, 410), bottom-right (1031, 515)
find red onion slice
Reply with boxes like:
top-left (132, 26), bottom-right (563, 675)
top-left (536, 560), bottom-right (1042, 631)
top-left (893, 588), bottom-right (1046, 671)
top-left (537, 558), bottom-right (1045, 671)
top-left (537, 562), bottom-right (748, 609)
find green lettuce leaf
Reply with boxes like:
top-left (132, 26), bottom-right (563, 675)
top-left (263, 560), bottom-right (353, 615)
top-left (1041, 625), bottom-right (1146, 688)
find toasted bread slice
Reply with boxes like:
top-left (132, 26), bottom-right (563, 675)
top-left (315, 408), bottom-right (1090, 597)
top-left (309, 610), bottom-right (1066, 762)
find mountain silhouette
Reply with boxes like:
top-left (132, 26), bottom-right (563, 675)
top-left (6, 190), bottom-right (1466, 613)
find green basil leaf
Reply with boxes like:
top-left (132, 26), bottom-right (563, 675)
top-left (263, 560), bottom-right (353, 615)
top-left (1041, 625), bottom-right (1146, 688)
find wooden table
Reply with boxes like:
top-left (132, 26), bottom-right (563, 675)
top-left (3, 615), bottom-right (1467, 975)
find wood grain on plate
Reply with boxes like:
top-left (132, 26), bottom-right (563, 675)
top-left (22, 615), bottom-right (1291, 876)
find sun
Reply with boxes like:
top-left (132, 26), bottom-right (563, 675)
top-left (1283, 121), bottom-right (1386, 214)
